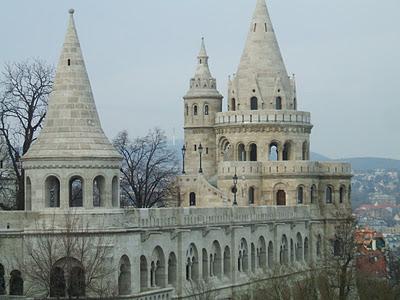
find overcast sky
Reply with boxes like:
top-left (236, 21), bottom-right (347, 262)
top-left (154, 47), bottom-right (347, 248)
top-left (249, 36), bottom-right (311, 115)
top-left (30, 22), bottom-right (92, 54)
top-left (0, 0), bottom-right (399, 159)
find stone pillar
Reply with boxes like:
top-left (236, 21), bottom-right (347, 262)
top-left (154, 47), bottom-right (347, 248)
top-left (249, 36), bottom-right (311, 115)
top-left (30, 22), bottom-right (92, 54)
top-left (84, 176), bottom-right (93, 209)
top-left (60, 177), bottom-right (69, 209)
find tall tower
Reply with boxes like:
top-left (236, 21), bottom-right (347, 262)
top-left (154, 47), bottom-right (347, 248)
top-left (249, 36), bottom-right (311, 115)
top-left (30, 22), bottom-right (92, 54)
top-left (183, 38), bottom-right (223, 178)
top-left (23, 10), bottom-right (122, 211)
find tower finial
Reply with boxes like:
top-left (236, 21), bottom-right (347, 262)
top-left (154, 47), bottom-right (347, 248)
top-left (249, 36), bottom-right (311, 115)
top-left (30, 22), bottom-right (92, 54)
top-left (199, 37), bottom-right (208, 58)
top-left (68, 8), bottom-right (75, 15)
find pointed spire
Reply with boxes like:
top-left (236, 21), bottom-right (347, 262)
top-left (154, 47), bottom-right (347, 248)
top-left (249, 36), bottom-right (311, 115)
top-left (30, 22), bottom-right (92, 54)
top-left (198, 37), bottom-right (208, 59)
top-left (194, 37), bottom-right (211, 78)
top-left (24, 9), bottom-right (121, 160)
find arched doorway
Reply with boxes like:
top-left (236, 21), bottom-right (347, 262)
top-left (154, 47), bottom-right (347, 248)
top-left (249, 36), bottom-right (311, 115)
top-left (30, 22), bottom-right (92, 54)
top-left (277, 190), bottom-right (286, 206)
top-left (50, 267), bottom-right (66, 297)
top-left (69, 176), bottom-right (83, 207)
top-left (168, 252), bottom-right (177, 287)
top-left (9, 270), bottom-right (23, 295)
top-left (118, 255), bottom-right (131, 295)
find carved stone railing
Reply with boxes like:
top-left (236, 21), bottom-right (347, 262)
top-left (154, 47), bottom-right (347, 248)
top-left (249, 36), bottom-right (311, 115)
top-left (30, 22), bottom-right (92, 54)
top-left (215, 110), bottom-right (311, 126)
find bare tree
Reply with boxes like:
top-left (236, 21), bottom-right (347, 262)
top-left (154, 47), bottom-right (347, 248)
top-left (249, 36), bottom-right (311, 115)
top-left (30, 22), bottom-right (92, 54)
top-left (185, 279), bottom-right (216, 300)
top-left (0, 59), bottom-right (54, 210)
top-left (17, 212), bottom-right (116, 298)
top-left (322, 213), bottom-right (358, 300)
top-left (113, 128), bottom-right (179, 208)
top-left (0, 137), bottom-right (16, 210)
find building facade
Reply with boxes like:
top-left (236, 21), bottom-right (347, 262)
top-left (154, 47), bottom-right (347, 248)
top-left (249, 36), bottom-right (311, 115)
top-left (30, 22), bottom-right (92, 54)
top-left (0, 1), bottom-right (352, 299)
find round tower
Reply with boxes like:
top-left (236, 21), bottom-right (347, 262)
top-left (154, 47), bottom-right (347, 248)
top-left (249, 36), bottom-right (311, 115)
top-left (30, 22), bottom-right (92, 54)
top-left (183, 38), bottom-right (223, 178)
top-left (22, 10), bottom-right (122, 211)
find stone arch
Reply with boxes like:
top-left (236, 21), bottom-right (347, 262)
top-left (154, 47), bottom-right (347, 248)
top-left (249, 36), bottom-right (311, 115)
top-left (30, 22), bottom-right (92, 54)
top-left (250, 96), bottom-right (258, 110)
top-left (268, 241), bottom-right (274, 268)
top-left (140, 256), bottom-right (148, 291)
top-left (282, 141), bottom-right (293, 161)
top-left (302, 141), bottom-right (309, 160)
top-left (311, 185), bottom-right (317, 204)
top-left (326, 186), bottom-right (333, 204)
top-left (45, 175), bottom-right (60, 208)
top-left (0, 264), bottom-right (5, 295)
top-left (118, 255), bottom-right (131, 295)
top-left (231, 98), bottom-right (236, 111)
top-left (50, 257), bottom-right (85, 298)
top-left (304, 237), bottom-right (309, 263)
top-left (237, 143), bottom-right (246, 161)
top-left (167, 252), bottom-right (177, 287)
top-left (151, 246), bottom-right (166, 288)
top-left (93, 175), bottom-right (105, 207)
top-left (189, 192), bottom-right (196, 206)
top-left (340, 185), bottom-right (346, 203)
top-left (296, 233), bottom-right (303, 262)
top-left (112, 176), bottom-right (119, 207)
top-left (211, 241), bottom-right (222, 278)
top-left (248, 186), bottom-right (255, 205)
top-left (223, 246), bottom-right (231, 278)
top-left (219, 137), bottom-right (232, 161)
top-left (280, 235), bottom-right (288, 265)
top-left (250, 243), bottom-right (256, 273)
top-left (297, 185), bottom-right (304, 204)
top-left (202, 248), bottom-right (208, 280)
top-left (268, 141), bottom-right (281, 161)
top-left (26, 177), bottom-right (32, 211)
top-left (238, 238), bottom-right (249, 273)
top-left (186, 243), bottom-right (199, 281)
top-left (275, 96), bottom-right (282, 110)
top-left (257, 236), bottom-right (267, 270)
top-left (69, 176), bottom-right (84, 207)
top-left (9, 270), bottom-right (23, 296)
top-left (249, 143), bottom-right (257, 161)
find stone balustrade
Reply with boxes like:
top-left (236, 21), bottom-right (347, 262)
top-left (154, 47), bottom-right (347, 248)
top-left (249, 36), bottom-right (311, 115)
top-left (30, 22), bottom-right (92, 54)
top-left (218, 161), bottom-right (351, 177)
top-left (215, 110), bottom-right (311, 126)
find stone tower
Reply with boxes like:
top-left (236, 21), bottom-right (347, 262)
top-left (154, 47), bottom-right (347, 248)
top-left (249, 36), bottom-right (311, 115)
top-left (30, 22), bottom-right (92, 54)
top-left (179, 0), bottom-right (351, 209)
top-left (23, 10), bottom-right (122, 211)
top-left (183, 38), bottom-right (223, 178)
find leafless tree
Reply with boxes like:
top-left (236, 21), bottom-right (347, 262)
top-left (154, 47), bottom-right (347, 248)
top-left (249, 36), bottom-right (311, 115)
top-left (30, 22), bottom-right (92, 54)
top-left (0, 137), bottom-right (16, 210)
top-left (16, 211), bottom-right (116, 298)
top-left (113, 128), bottom-right (179, 208)
top-left (321, 212), bottom-right (358, 300)
top-left (185, 279), bottom-right (216, 300)
top-left (0, 59), bottom-right (54, 210)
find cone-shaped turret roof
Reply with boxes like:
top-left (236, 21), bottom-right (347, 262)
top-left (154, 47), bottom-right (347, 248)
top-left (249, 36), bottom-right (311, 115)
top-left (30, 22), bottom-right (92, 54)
top-left (184, 38), bottom-right (222, 99)
top-left (24, 9), bottom-right (121, 160)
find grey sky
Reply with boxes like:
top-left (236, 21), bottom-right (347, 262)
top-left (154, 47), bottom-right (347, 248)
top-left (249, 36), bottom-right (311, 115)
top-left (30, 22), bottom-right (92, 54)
top-left (1, 0), bottom-right (399, 159)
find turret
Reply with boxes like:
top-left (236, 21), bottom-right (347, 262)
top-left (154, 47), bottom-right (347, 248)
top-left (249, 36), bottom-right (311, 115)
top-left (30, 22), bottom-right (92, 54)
top-left (228, 0), bottom-right (296, 111)
top-left (183, 38), bottom-right (222, 177)
top-left (22, 9), bottom-right (122, 211)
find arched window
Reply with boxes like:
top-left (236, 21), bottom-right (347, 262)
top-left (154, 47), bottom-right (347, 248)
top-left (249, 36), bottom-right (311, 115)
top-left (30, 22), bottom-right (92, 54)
top-left (250, 243), bottom-right (256, 273)
top-left (50, 258), bottom-right (85, 298)
top-left (280, 235), bottom-right (289, 266)
top-left (311, 185), bottom-right (317, 204)
top-left (69, 176), bottom-right (83, 207)
top-left (202, 249), bottom-right (208, 280)
top-left (268, 241), bottom-right (274, 268)
top-left (340, 186), bottom-right (346, 203)
top-left (257, 237), bottom-right (266, 270)
top-left (26, 177), bottom-right (32, 211)
top-left (231, 98), bottom-right (236, 111)
top-left (296, 233), bottom-right (303, 262)
top-left (189, 192), bottom-right (196, 206)
top-left (168, 252), bottom-right (177, 287)
top-left (326, 186), bottom-right (333, 204)
top-left (140, 256), bottom-right (148, 291)
top-left (93, 176), bottom-right (105, 207)
top-left (248, 187), bottom-right (255, 205)
top-left (151, 246), bottom-right (165, 288)
top-left (249, 144), bottom-right (257, 161)
top-left (277, 190), bottom-right (286, 206)
top-left (211, 241), bottom-right (222, 279)
top-left (269, 142), bottom-right (279, 161)
top-left (238, 144), bottom-right (246, 161)
top-left (193, 105), bottom-right (198, 116)
top-left (304, 237), bottom-right (309, 263)
top-left (223, 246), bottom-right (231, 278)
top-left (297, 186), bottom-right (304, 204)
top-left (333, 239), bottom-right (343, 257)
top-left (186, 244), bottom-right (199, 282)
top-left (9, 270), bottom-right (23, 295)
top-left (283, 142), bottom-right (291, 161)
top-left (118, 255), bottom-right (131, 295)
top-left (238, 239), bottom-right (248, 273)
top-left (112, 176), bottom-right (119, 208)
top-left (204, 105), bottom-right (209, 115)
top-left (250, 97), bottom-right (258, 110)
top-left (50, 267), bottom-right (65, 297)
top-left (0, 264), bottom-right (4, 296)
top-left (45, 176), bottom-right (61, 208)
top-left (67, 59), bottom-right (71, 66)
top-left (276, 97), bottom-right (282, 110)
top-left (302, 141), bottom-right (309, 160)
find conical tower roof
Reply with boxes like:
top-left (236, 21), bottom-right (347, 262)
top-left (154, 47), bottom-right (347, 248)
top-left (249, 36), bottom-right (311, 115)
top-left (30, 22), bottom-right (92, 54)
top-left (24, 9), bottom-right (121, 161)
top-left (237, 0), bottom-right (289, 80)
